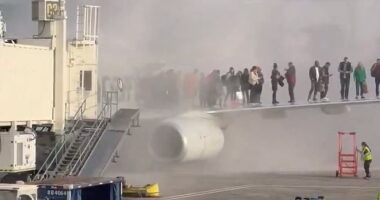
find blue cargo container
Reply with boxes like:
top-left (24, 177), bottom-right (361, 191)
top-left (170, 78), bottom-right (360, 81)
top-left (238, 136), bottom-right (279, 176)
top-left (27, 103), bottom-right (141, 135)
top-left (34, 176), bottom-right (122, 200)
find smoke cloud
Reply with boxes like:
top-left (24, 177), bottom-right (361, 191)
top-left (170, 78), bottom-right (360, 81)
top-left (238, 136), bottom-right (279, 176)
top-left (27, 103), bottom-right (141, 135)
top-left (4, 0), bottom-right (380, 104)
top-left (3, 0), bottom-right (380, 184)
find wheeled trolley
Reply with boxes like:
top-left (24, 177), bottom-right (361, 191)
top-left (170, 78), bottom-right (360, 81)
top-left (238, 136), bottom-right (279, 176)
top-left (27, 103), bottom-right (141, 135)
top-left (336, 132), bottom-right (358, 177)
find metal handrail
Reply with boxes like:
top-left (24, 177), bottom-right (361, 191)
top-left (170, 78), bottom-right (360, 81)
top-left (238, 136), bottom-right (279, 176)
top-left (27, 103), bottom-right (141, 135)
top-left (70, 104), bottom-right (110, 173)
top-left (34, 90), bottom-right (117, 181)
top-left (66, 104), bottom-right (110, 176)
top-left (68, 98), bottom-right (87, 121)
top-left (33, 99), bottom-right (87, 181)
top-left (52, 104), bottom-right (108, 176)
top-left (68, 119), bottom-right (107, 176)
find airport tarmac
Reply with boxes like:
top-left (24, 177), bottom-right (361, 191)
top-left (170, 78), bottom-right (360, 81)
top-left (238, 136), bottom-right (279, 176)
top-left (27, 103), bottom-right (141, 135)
top-left (106, 103), bottom-right (380, 200)
top-left (153, 172), bottom-right (380, 200)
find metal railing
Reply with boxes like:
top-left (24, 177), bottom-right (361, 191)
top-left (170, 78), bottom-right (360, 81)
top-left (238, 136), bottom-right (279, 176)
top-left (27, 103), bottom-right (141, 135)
top-left (104, 91), bottom-right (118, 119)
top-left (33, 91), bottom-right (117, 181)
top-left (33, 99), bottom-right (87, 181)
top-left (75, 5), bottom-right (99, 43)
top-left (65, 104), bottom-right (110, 176)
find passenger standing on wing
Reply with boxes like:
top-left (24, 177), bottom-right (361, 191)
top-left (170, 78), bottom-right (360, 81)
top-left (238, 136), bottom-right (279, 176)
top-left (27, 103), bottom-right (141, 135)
top-left (320, 62), bottom-right (331, 101)
top-left (370, 59), bottom-right (380, 98)
top-left (354, 62), bottom-right (366, 99)
top-left (257, 66), bottom-right (264, 104)
top-left (206, 70), bottom-right (218, 108)
top-left (232, 71), bottom-right (241, 104)
top-left (240, 68), bottom-right (250, 104)
top-left (307, 60), bottom-right (321, 102)
top-left (249, 66), bottom-right (260, 103)
top-left (285, 62), bottom-right (296, 103)
top-left (224, 67), bottom-right (236, 106)
top-left (215, 70), bottom-right (224, 108)
top-left (271, 63), bottom-right (281, 105)
top-left (338, 57), bottom-right (353, 100)
top-left (199, 73), bottom-right (207, 108)
top-left (357, 142), bottom-right (372, 179)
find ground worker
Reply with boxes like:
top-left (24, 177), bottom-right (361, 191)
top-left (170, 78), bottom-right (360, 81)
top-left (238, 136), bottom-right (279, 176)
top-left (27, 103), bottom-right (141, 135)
top-left (357, 142), bottom-right (372, 179)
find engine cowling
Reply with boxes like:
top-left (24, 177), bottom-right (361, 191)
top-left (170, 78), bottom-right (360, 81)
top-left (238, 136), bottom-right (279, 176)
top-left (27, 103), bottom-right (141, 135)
top-left (149, 111), bottom-right (224, 162)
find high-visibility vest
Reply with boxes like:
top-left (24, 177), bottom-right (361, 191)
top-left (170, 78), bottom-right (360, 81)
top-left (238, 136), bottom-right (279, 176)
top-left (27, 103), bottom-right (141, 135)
top-left (363, 146), bottom-right (372, 161)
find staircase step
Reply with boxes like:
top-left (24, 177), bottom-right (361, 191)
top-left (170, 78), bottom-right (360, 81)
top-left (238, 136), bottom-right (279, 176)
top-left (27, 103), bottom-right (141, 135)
top-left (72, 143), bottom-right (81, 147)
top-left (64, 155), bottom-right (79, 160)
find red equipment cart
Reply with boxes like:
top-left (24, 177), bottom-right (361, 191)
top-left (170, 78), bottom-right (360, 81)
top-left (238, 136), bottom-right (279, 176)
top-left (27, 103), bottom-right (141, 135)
top-left (336, 132), bottom-right (358, 177)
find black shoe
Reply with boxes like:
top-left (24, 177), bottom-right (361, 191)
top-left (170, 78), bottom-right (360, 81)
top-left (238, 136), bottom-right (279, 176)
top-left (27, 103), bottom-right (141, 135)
top-left (361, 96), bottom-right (365, 99)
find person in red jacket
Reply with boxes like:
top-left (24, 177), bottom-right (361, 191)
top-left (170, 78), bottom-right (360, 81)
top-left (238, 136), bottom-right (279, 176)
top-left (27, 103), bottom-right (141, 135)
top-left (285, 62), bottom-right (296, 103)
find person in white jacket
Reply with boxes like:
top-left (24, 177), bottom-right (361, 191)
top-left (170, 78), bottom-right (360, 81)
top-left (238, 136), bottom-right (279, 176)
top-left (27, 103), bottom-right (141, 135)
top-left (249, 66), bottom-right (261, 103)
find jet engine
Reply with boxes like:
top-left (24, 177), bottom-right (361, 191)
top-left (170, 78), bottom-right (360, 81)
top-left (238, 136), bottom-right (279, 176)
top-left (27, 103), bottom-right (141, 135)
top-left (149, 111), bottom-right (224, 162)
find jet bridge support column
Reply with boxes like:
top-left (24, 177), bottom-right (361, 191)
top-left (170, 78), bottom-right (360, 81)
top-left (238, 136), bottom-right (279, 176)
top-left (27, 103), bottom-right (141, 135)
top-left (32, 0), bottom-right (68, 134)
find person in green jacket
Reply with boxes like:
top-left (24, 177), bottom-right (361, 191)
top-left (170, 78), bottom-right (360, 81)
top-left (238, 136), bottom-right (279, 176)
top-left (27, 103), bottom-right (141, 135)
top-left (354, 62), bottom-right (366, 99)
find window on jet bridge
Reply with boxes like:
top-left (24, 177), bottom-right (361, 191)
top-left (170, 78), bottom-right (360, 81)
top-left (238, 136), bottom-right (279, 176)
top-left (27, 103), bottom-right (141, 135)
top-left (80, 70), bottom-right (92, 91)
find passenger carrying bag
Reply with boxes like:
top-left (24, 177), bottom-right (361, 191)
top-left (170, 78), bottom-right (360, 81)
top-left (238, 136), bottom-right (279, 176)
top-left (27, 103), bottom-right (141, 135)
top-left (278, 76), bottom-right (285, 87)
top-left (362, 82), bottom-right (368, 94)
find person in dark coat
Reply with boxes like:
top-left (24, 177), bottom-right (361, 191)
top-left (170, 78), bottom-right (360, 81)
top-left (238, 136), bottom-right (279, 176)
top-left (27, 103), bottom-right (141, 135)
top-left (285, 62), bottom-right (296, 103)
top-left (223, 67), bottom-right (236, 106)
top-left (271, 63), bottom-right (281, 104)
top-left (215, 70), bottom-right (224, 108)
top-left (240, 68), bottom-right (250, 104)
top-left (320, 62), bottom-right (332, 100)
top-left (338, 57), bottom-right (353, 100)
top-left (199, 73), bottom-right (207, 108)
top-left (206, 70), bottom-right (218, 107)
top-left (307, 60), bottom-right (321, 102)
top-left (370, 59), bottom-right (380, 98)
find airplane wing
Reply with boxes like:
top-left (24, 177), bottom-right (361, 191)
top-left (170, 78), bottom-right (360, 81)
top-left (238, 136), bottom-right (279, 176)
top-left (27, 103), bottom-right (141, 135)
top-left (206, 99), bottom-right (380, 115)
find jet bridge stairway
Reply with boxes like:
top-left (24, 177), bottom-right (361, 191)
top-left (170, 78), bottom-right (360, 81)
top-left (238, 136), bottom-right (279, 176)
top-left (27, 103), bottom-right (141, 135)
top-left (33, 98), bottom-right (140, 181)
top-left (52, 118), bottom-right (108, 177)
top-left (32, 99), bottom-right (110, 181)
